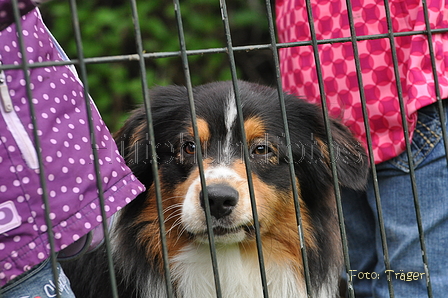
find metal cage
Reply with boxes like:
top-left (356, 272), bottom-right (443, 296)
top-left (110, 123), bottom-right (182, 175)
top-left (1, 0), bottom-right (447, 297)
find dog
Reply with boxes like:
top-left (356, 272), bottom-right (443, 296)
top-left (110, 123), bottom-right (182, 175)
top-left (62, 80), bottom-right (368, 298)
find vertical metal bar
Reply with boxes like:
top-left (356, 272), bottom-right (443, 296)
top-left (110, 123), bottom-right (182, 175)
top-left (9, 1), bottom-right (61, 297)
top-left (262, 1), bottom-right (314, 297)
top-left (342, 0), bottom-right (395, 296)
top-left (218, 1), bottom-right (270, 297)
top-left (128, 1), bottom-right (175, 296)
top-left (420, 0), bottom-right (448, 165)
top-left (381, 0), bottom-right (433, 296)
top-left (66, 1), bottom-right (119, 297)
top-left (302, 1), bottom-right (357, 298)
top-left (172, 1), bottom-right (223, 297)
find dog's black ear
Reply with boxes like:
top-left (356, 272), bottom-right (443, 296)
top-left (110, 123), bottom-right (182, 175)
top-left (114, 106), bottom-right (154, 187)
top-left (285, 96), bottom-right (369, 192)
top-left (326, 119), bottom-right (369, 190)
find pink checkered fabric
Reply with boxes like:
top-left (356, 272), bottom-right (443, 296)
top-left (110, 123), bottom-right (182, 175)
top-left (276, 0), bottom-right (448, 163)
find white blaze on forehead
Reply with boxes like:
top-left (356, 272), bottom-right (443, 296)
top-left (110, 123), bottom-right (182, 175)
top-left (224, 91), bottom-right (237, 159)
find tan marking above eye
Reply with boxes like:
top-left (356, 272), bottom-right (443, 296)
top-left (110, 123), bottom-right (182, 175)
top-left (244, 117), bottom-right (266, 142)
top-left (187, 118), bottom-right (211, 145)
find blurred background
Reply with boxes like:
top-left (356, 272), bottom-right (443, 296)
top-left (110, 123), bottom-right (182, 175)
top-left (40, 0), bottom-right (276, 132)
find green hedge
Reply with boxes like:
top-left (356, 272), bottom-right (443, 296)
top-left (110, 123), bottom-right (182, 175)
top-left (41, 0), bottom-right (273, 131)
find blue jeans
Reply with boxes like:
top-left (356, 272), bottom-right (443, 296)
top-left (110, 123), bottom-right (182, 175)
top-left (0, 258), bottom-right (76, 298)
top-left (342, 101), bottom-right (448, 297)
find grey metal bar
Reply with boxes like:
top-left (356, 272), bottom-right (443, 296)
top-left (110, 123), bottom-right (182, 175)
top-left (172, 1), bottom-right (223, 297)
top-left (128, 0), bottom-right (174, 296)
top-left (302, 0), bottom-right (357, 297)
top-left (342, 0), bottom-right (396, 296)
top-left (420, 0), bottom-right (448, 165)
top-left (9, 0), bottom-right (61, 297)
top-left (66, 1), bottom-right (120, 298)
top-left (381, 0), bottom-right (433, 296)
top-left (262, 0), bottom-right (314, 297)
top-left (218, 1), bottom-right (270, 297)
top-left (0, 25), bottom-right (447, 72)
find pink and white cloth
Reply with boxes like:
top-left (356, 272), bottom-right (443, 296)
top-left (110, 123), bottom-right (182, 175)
top-left (276, 0), bottom-right (448, 163)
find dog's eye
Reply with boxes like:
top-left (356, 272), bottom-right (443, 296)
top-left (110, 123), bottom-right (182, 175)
top-left (183, 141), bottom-right (196, 155)
top-left (251, 144), bottom-right (272, 156)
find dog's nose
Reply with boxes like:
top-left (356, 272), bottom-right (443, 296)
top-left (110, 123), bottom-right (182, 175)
top-left (200, 184), bottom-right (239, 219)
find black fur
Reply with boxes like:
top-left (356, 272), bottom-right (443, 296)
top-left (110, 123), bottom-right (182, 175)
top-left (62, 81), bottom-right (368, 297)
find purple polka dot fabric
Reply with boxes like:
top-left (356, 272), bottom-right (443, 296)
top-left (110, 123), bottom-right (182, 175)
top-left (276, 0), bottom-right (448, 163)
top-left (0, 4), bottom-right (145, 285)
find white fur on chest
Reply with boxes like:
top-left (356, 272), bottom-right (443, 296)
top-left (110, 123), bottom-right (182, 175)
top-left (170, 244), bottom-right (305, 298)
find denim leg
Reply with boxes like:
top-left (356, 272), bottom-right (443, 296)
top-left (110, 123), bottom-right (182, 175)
top-left (343, 101), bottom-right (448, 298)
top-left (0, 258), bottom-right (76, 298)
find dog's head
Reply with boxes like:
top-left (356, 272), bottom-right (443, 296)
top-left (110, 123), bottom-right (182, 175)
top-left (115, 80), bottom-right (368, 255)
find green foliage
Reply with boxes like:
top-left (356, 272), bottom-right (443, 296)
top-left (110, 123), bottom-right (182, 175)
top-left (41, 0), bottom-right (271, 131)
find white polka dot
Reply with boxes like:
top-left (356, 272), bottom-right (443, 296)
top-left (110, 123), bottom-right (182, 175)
top-left (0, 185), bottom-right (7, 192)
top-left (73, 234), bottom-right (80, 241)
top-left (48, 174), bottom-right (54, 181)
top-left (61, 186), bottom-right (67, 193)
top-left (4, 263), bottom-right (12, 270)
top-left (28, 242), bottom-right (36, 249)
top-left (17, 196), bottom-right (24, 203)
top-left (90, 203), bottom-right (97, 210)
top-left (60, 221), bottom-right (67, 227)
top-left (46, 156), bottom-right (53, 163)
top-left (49, 213), bottom-right (56, 220)
top-left (63, 205), bottom-right (70, 212)
top-left (13, 180), bottom-right (20, 187)
top-left (62, 167), bottom-right (68, 173)
top-left (55, 233), bottom-right (62, 239)
top-left (22, 177), bottom-right (29, 184)
top-left (84, 222), bottom-right (91, 229)
top-left (13, 236), bottom-right (20, 242)
top-left (8, 146), bottom-right (15, 152)
top-left (37, 252), bottom-right (45, 260)
top-left (73, 187), bottom-right (80, 193)
top-left (40, 225), bottom-right (47, 232)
